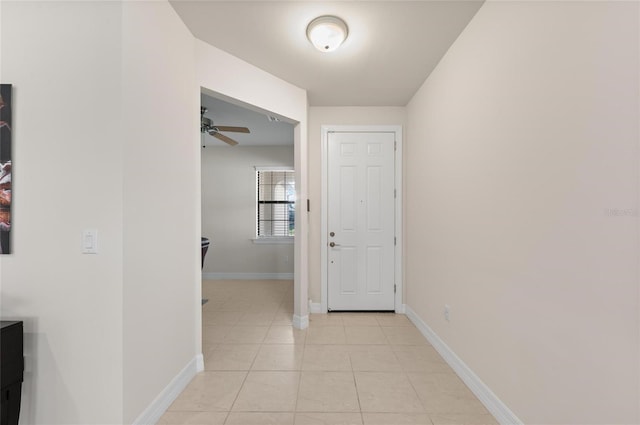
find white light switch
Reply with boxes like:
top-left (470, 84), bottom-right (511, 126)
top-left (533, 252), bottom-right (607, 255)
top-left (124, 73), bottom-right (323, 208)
top-left (82, 229), bottom-right (98, 254)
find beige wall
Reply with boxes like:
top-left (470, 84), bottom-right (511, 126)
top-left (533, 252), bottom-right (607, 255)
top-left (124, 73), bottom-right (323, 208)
top-left (0, 2), bottom-right (125, 423)
top-left (307, 107), bottom-right (407, 303)
top-left (122, 2), bottom-right (199, 423)
top-left (406, 1), bottom-right (639, 423)
top-left (202, 146), bottom-right (294, 276)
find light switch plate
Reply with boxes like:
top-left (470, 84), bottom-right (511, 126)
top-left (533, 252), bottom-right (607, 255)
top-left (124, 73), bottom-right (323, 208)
top-left (82, 229), bottom-right (98, 254)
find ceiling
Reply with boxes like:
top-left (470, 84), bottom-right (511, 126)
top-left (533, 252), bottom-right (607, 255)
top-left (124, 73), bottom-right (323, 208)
top-left (171, 1), bottom-right (485, 106)
top-left (201, 93), bottom-right (294, 147)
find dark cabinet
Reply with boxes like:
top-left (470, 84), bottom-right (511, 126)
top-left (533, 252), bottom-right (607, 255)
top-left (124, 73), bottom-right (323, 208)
top-left (1, 321), bottom-right (23, 425)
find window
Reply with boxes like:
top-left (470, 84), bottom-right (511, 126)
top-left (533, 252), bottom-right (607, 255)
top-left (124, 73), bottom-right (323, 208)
top-left (256, 169), bottom-right (295, 238)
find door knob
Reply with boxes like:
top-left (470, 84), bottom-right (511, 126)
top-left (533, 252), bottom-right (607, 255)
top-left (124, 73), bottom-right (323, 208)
top-left (329, 242), bottom-right (340, 247)
top-left (330, 232), bottom-right (335, 237)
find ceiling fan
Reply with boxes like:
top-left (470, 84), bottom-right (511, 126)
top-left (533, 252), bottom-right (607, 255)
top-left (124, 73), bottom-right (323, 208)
top-left (200, 106), bottom-right (250, 146)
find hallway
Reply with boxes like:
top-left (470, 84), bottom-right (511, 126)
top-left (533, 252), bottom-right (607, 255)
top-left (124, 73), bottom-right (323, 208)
top-left (158, 280), bottom-right (496, 425)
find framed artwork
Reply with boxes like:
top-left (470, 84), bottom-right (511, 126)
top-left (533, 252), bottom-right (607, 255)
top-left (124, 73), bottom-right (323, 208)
top-left (1, 84), bottom-right (12, 254)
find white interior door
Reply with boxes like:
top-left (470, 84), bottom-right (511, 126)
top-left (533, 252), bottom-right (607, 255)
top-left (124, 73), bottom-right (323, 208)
top-left (327, 131), bottom-right (396, 311)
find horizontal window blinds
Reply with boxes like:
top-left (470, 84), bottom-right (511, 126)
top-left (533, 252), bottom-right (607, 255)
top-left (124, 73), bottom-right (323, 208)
top-left (257, 170), bottom-right (295, 237)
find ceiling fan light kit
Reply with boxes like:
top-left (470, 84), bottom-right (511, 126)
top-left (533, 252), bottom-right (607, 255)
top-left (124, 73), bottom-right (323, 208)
top-left (306, 15), bottom-right (348, 52)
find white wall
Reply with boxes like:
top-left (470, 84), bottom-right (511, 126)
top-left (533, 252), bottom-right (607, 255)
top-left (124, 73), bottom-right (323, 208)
top-left (307, 107), bottom-right (407, 303)
top-left (202, 146), bottom-right (294, 277)
top-left (406, 1), bottom-right (639, 423)
top-left (0, 1), bottom-right (201, 423)
top-left (0, 2), bottom-right (124, 423)
top-left (122, 2), bottom-right (199, 423)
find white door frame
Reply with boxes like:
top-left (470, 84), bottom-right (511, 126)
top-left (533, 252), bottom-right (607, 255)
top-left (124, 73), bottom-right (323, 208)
top-left (320, 125), bottom-right (403, 313)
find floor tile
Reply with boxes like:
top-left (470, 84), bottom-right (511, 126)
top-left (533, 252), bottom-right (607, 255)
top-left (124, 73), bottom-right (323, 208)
top-left (295, 412), bottom-right (363, 425)
top-left (157, 411), bottom-right (228, 425)
top-left (168, 372), bottom-right (246, 412)
top-left (375, 314), bottom-right (413, 327)
top-left (407, 373), bottom-right (490, 415)
top-left (348, 349), bottom-right (402, 372)
top-left (202, 311), bottom-right (244, 326)
top-left (252, 344), bottom-right (304, 370)
top-left (307, 326), bottom-right (347, 344)
top-left (204, 344), bottom-right (260, 371)
top-left (222, 326), bottom-right (269, 344)
top-left (392, 346), bottom-right (450, 373)
top-left (302, 345), bottom-right (352, 371)
top-left (381, 327), bottom-right (427, 345)
top-left (224, 412), bottom-right (295, 425)
top-left (202, 326), bottom-right (233, 344)
top-left (361, 413), bottom-right (432, 424)
top-left (309, 314), bottom-right (345, 326)
top-left (297, 371), bottom-right (360, 412)
top-left (429, 413), bottom-right (498, 425)
top-left (264, 325), bottom-right (307, 344)
top-left (278, 303), bottom-right (293, 310)
top-left (232, 371), bottom-right (300, 412)
top-left (344, 326), bottom-right (388, 345)
top-left (219, 300), bottom-right (255, 312)
top-left (193, 281), bottom-right (496, 425)
top-left (341, 314), bottom-right (380, 327)
top-left (273, 311), bottom-right (295, 325)
top-left (237, 310), bottom-right (278, 326)
top-left (354, 372), bottom-right (424, 413)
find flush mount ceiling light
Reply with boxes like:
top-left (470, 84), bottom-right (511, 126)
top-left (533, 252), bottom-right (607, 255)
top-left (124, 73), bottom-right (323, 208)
top-left (306, 15), bottom-right (348, 52)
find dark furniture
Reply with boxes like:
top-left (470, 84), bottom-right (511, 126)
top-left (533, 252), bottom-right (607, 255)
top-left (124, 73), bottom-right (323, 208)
top-left (1, 321), bottom-right (23, 425)
top-left (201, 237), bottom-right (210, 269)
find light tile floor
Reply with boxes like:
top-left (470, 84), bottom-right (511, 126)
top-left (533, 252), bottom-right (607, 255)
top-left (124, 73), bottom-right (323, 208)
top-left (158, 280), bottom-right (498, 425)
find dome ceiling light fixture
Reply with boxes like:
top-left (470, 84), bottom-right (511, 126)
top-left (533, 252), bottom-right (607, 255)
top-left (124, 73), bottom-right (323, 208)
top-left (306, 15), bottom-right (349, 52)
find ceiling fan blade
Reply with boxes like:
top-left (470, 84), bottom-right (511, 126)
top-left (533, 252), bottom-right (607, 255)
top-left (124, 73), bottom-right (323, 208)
top-left (214, 126), bottom-right (250, 134)
top-left (211, 131), bottom-right (239, 146)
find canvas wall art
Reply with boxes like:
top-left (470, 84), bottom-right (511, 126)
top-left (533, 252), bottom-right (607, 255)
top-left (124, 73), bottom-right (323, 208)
top-left (1, 84), bottom-right (12, 254)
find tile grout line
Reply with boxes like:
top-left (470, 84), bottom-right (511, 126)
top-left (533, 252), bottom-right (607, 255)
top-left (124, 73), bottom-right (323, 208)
top-left (292, 313), bottom-right (310, 421)
top-left (402, 352), bottom-right (436, 425)
top-left (220, 304), bottom-right (273, 421)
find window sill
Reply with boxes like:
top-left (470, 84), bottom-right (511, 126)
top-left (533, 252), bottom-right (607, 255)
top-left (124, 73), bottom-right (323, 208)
top-left (252, 237), bottom-right (294, 245)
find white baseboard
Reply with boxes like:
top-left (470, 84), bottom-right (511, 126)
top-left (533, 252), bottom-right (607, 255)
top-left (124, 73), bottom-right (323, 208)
top-left (309, 301), bottom-right (323, 314)
top-left (195, 353), bottom-right (204, 373)
top-left (202, 272), bottom-right (294, 280)
top-left (132, 354), bottom-right (203, 425)
top-left (292, 314), bottom-right (309, 330)
top-left (404, 305), bottom-right (522, 425)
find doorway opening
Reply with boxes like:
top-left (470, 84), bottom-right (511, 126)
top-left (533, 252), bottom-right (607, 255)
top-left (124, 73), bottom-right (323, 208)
top-left (198, 88), bottom-right (307, 340)
top-left (200, 92), bottom-right (295, 281)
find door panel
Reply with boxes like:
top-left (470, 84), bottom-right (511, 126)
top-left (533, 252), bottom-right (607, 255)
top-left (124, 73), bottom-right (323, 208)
top-left (328, 131), bottom-right (395, 311)
top-left (338, 246), bottom-right (357, 294)
top-left (366, 166), bottom-right (383, 230)
top-left (339, 166), bottom-right (357, 231)
top-left (366, 246), bottom-right (383, 294)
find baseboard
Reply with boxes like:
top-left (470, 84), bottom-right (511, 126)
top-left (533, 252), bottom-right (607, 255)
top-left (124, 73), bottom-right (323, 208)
top-left (202, 272), bottom-right (294, 280)
top-left (292, 314), bottom-right (309, 330)
top-left (404, 305), bottom-right (523, 425)
top-left (309, 301), bottom-right (323, 314)
top-left (195, 353), bottom-right (204, 372)
top-left (132, 353), bottom-right (203, 425)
